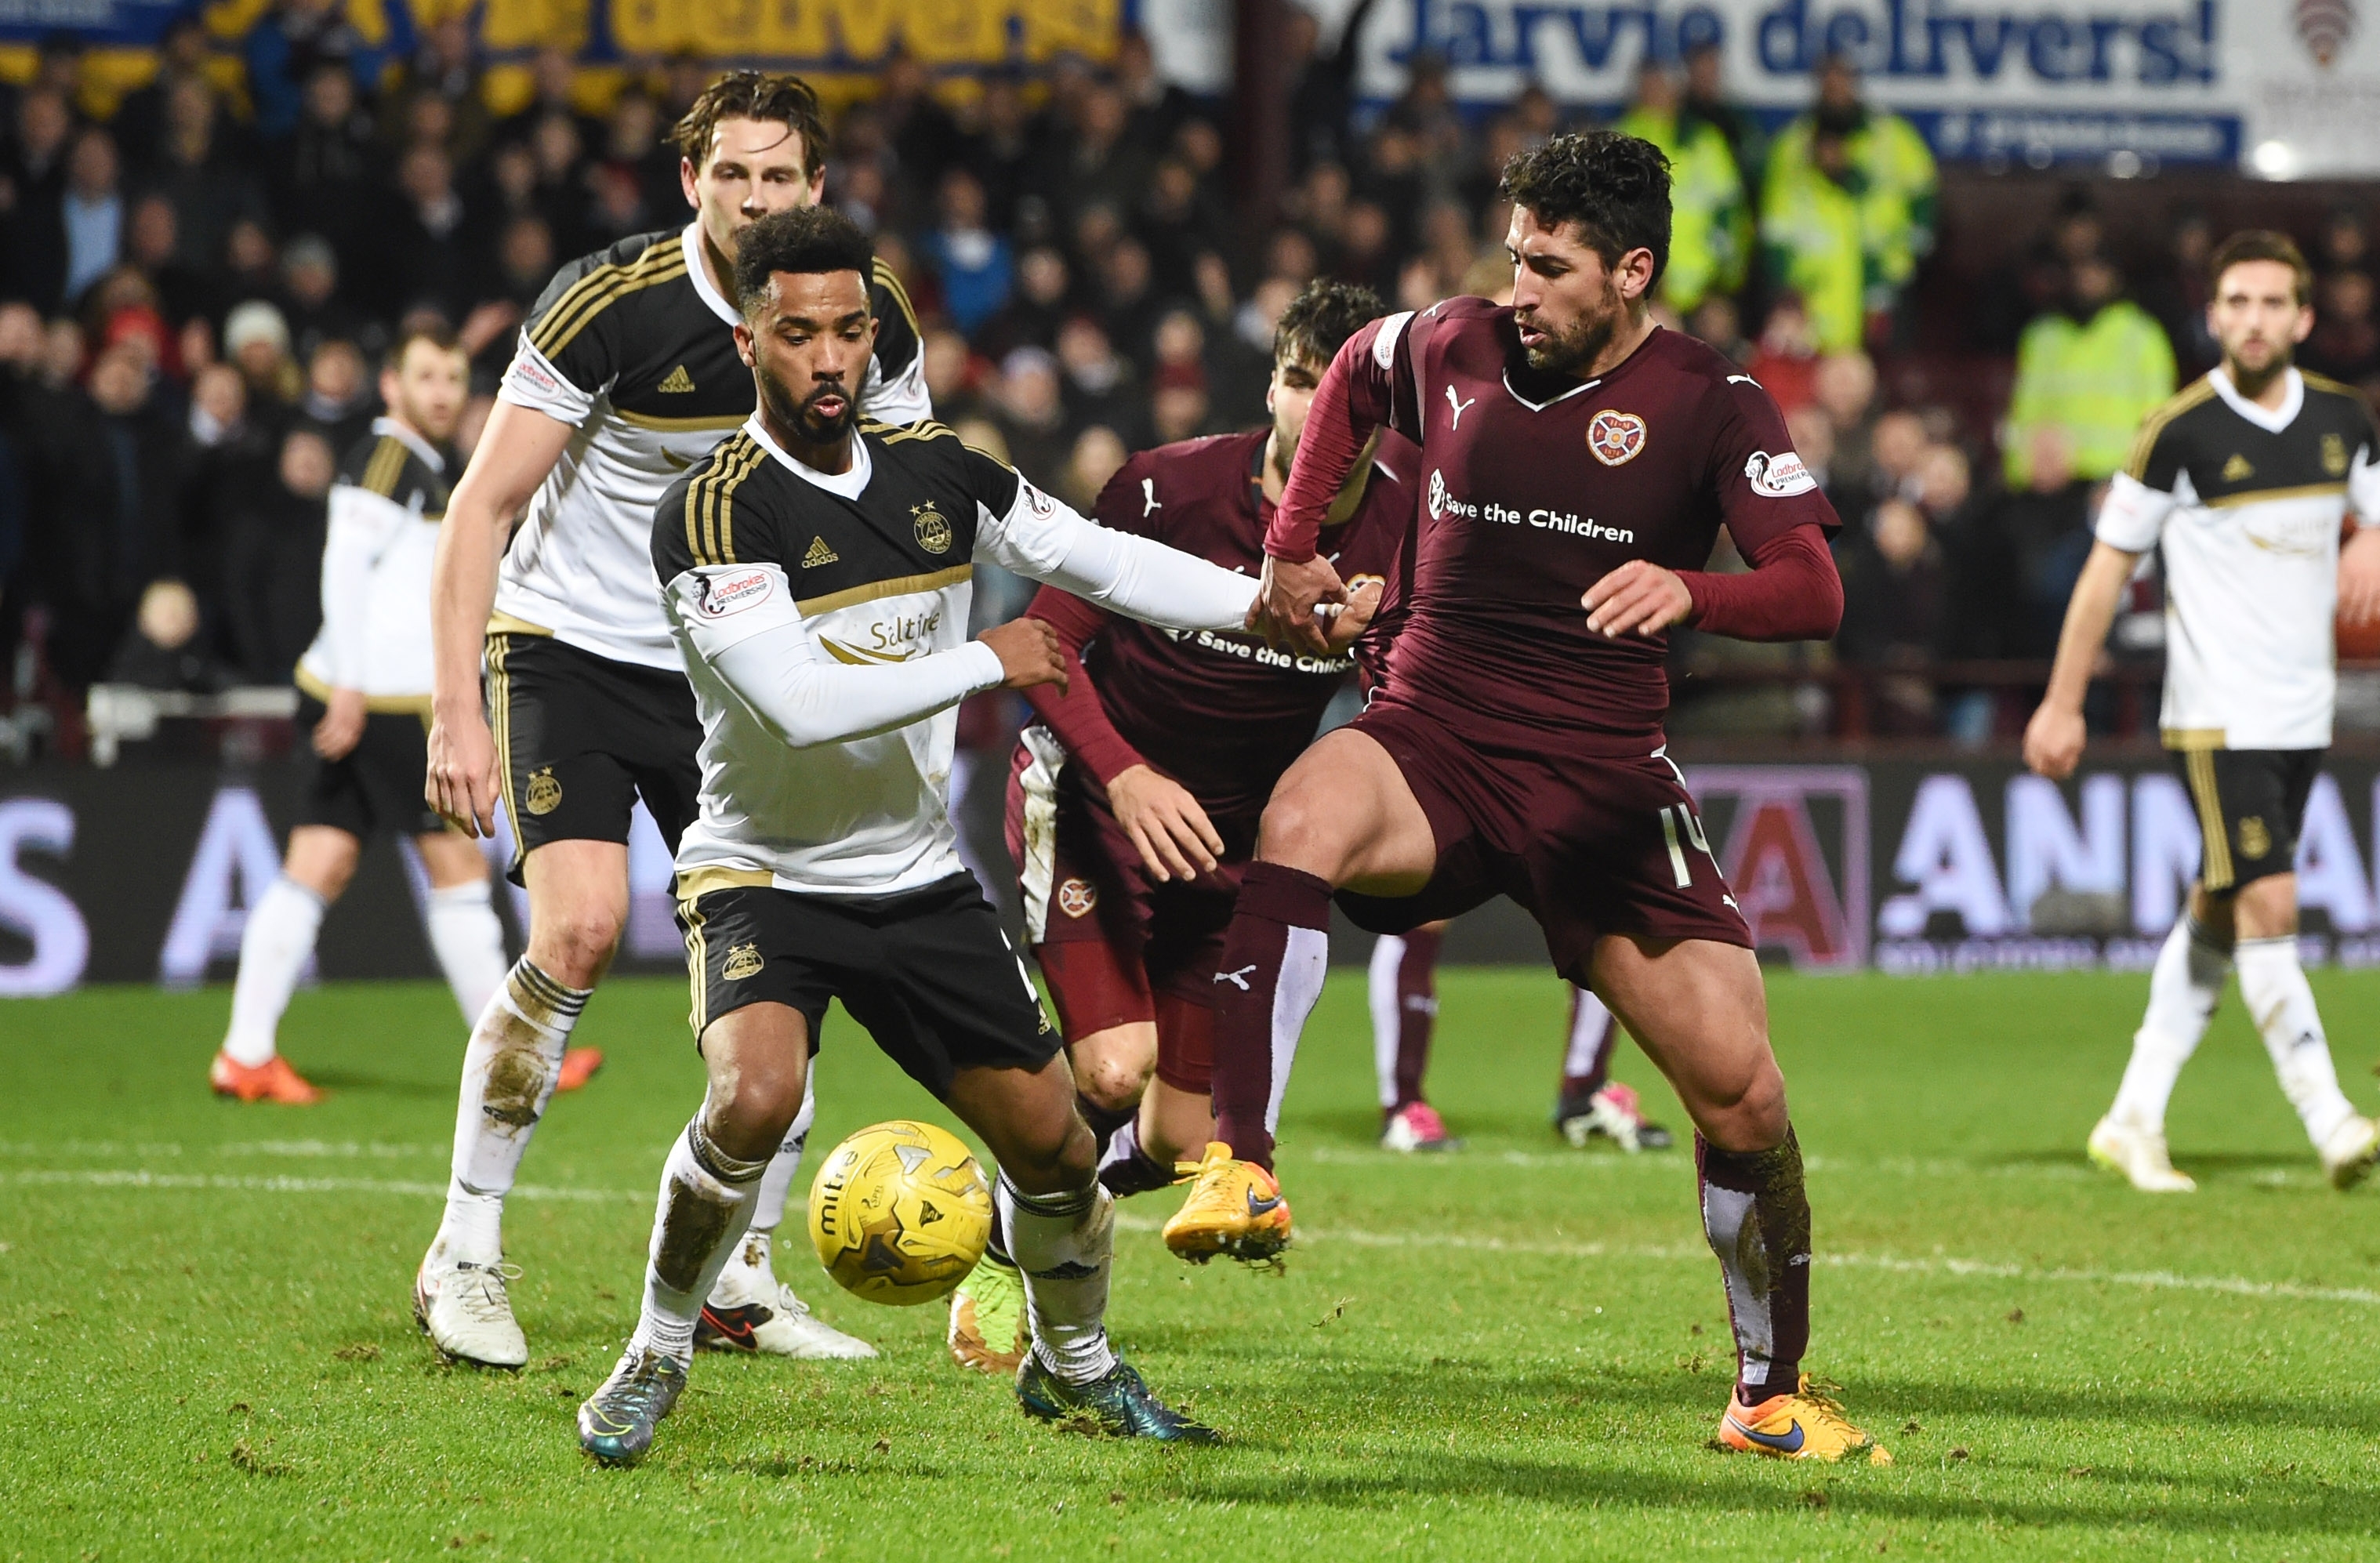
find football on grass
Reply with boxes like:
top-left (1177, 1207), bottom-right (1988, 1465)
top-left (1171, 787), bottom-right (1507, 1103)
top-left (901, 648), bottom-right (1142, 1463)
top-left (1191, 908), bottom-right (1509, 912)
top-left (807, 1119), bottom-right (993, 1305)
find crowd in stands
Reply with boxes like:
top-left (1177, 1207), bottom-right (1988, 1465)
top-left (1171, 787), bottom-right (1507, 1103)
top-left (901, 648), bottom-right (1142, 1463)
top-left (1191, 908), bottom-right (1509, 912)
top-left (1, 9), bottom-right (2376, 756)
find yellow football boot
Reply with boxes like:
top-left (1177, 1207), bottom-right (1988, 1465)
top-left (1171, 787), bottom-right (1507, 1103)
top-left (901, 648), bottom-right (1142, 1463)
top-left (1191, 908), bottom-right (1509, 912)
top-left (947, 1254), bottom-right (1027, 1374)
top-left (1715, 1376), bottom-right (1892, 1465)
top-left (1160, 1142), bottom-right (1293, 1264)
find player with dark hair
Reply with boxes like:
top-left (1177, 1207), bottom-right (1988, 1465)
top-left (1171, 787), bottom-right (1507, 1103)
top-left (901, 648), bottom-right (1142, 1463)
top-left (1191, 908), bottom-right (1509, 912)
top-left (414, 71), bottom-right (922, 1370)
top-left (944, 280), bottom-right (1414, 1371)
top-left (574, 204), bottom-right (1283, 1463)
top-left (2029, 229), bottom-right (2380, 1194)
top-left (1173, 131), bottom-right (1887, 1462)
top-left (209, 327), bottom-right (510, 1105)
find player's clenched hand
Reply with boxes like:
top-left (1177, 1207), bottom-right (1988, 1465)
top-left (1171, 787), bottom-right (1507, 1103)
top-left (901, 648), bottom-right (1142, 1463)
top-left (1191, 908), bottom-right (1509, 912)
top-left (2342, 525), bottom-right (2380, 626)
top-left (1108, 764), bottom-right (1224, 883)
top-left (313, 687), bottom-right (367, 762)
top-left (1581, 560), bottom-right (1693, 638)
top-left (426, 706), bottom-right (502, 838)
top-left (2023, 701), bottom-right (2087, 782)
top-left (980, 617), bottom-right (1068, 693)
top-left (1252, 553), bottom-right (1347, 655)
top-left (1322, 577), bottom-right (1385, 653)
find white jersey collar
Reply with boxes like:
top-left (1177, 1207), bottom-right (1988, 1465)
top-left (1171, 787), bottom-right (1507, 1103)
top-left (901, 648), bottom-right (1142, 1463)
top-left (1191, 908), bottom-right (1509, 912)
top-left (683, 224), bottom-right (739, 327)
top-left (370, 415), bottom-right (444, 473)
top-left (2208, 365), bottom-right (2302, 434)
top-left (746, 413), bottom-right (873, 498)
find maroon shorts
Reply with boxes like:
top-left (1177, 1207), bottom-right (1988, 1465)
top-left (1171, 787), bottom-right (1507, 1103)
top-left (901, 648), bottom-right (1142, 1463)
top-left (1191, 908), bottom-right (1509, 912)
top-left (1006, 731), bottom-right (1246, 1064)
top-left (1334, 700), bottom-right (1750, 985)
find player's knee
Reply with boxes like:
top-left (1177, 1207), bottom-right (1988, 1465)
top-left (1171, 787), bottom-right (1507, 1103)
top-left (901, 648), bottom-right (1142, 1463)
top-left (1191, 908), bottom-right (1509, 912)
top-left (1074, 1050), bottom-right (1149, 1115)
top-left (1256, 783), bottom-right (1349, 877)
top-left (1002, 1108), bottom-right (1099, 1190)
top-left (530, 909), bottom-right (621, 987)
top-left (706, 1061), bottom-right (804, 1161)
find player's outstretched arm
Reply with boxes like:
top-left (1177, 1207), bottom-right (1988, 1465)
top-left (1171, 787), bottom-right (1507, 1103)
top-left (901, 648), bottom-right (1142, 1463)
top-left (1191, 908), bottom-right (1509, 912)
top-left (1262, 326), bottom-right (1402, 651)
top-left (426, 399), bottom-right (575, 835)
top-left (670, 564), bottom-right (1035, 749)
top-left (2023, 539), bottom-right (2141, 782)
top-left (971, 458), bottom-right (1257, 635)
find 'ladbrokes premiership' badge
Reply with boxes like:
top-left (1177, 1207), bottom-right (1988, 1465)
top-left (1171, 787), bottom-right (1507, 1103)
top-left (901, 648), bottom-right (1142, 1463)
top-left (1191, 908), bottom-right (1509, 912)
top-left (1587, 410), bottom-right (1647, 466)
top-left (524, 767), bottom-right (563, 816)
top-left (912, 502), bottom-right (952, 554)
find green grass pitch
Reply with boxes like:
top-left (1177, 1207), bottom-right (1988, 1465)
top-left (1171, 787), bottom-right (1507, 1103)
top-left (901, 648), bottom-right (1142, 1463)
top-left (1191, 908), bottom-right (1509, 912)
top-left (6, 966), bottom-right (2380, 1559)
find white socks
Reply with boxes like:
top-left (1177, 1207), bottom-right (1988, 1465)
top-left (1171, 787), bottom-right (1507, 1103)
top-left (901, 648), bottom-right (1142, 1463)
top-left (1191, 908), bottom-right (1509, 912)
top-left (2110, 912), bottom-right (2229, 1133)
top-left (434, 959), bottom-right (588, 1267)
top-left (709, 1072), bottom-right (815, 1296)
top-left (998, 1173), bottom-right (1117, 1385)
top-left (221, 877), bottom-right (325, 1065)
top-left (1563, 985), bottom-right (1616, 1079)
top-left (1368, 933), bottom-right (1406, 1109)
top-left (2235, 936), bottom-right (2360, 1150)
top-left (425, 879), bottom-right (509, 1025)
top-left (631, 1119), bottom-right (766, 1365)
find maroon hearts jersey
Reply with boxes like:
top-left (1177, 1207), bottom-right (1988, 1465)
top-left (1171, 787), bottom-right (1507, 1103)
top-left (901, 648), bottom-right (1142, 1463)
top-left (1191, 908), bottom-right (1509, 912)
top-left (1275, 297), bottom-right (1837, 756)
top-left (1070, 426), bottom-right (1417, 826)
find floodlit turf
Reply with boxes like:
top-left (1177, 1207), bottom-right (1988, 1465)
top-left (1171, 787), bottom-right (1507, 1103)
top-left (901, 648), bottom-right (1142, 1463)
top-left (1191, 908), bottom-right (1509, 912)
top-left (6, 967), bottom-right (2380, 1560)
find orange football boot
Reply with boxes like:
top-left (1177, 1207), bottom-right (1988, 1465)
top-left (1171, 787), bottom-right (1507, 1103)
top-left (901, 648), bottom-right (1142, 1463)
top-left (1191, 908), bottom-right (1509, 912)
top-left (1716, 1375), bottom-right (1892, 1464)
top-left (1161, 1142), bottom-right (1293, 1264)
top-left (555, 1047), bottom-right (605, 1093)
top-left (209, 1051), bottom-right (322, 1104)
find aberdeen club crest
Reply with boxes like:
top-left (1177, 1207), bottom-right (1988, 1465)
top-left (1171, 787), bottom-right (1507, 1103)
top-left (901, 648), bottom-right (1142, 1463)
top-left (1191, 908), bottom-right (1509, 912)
top-left (912, 502), bottom-right (952, 554)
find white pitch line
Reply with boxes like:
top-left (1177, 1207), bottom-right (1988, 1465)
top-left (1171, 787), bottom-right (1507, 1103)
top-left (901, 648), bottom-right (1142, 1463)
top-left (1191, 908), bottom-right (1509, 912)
top-left (4, 1169), bottom-right (648, 1202)
top-left (15, 1165), bottom-right (2378, 1309)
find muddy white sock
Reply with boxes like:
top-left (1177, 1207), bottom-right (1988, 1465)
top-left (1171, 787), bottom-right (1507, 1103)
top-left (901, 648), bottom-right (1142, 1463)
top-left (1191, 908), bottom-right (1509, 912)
top-left (222, 877), bottom-right (325, 1067)
top-left (2235, 935), bottom-right (2358, 1149)
top-left (434, 959), bottom-right (586, 1267)
top-left (425, 879), bottom-right (509, 1025)
top-left (631, 1119), bottom-right (767, 1365)
top-left (2110, 913), bottom-right (2229, 1133)
top-left (999, 1173), bottom-right (1116, 1385)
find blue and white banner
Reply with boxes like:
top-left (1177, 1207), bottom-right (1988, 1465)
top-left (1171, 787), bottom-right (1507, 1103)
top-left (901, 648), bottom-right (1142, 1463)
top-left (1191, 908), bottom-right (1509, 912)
top-left (1142, 0), bottom-right (2380, 174)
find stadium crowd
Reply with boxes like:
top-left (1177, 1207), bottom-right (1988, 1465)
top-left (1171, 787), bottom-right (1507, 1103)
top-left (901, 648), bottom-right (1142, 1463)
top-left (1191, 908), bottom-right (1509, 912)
top-left (1, 14), bottom-right (2377, 755)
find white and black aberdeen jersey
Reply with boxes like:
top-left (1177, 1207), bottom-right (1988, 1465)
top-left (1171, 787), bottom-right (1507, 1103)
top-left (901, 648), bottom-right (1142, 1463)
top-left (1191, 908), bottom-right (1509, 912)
top-left (2097, 368), bottom-right (2380, 750)
top-left (653, 417), bottom-right (1258, 898)
top-left (296, 419), bottom-right (454, 708)
top-left (495, 223), bottom-right (928, 669)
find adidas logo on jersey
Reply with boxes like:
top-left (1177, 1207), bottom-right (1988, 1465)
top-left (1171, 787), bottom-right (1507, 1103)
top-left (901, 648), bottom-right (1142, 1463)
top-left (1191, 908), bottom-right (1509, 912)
top-left (2222, 452), bottom-right (2254, 481)
top-left (803, 536), bottom-right (840, 568)
top-left (657, 364), bottom-right (696, 393)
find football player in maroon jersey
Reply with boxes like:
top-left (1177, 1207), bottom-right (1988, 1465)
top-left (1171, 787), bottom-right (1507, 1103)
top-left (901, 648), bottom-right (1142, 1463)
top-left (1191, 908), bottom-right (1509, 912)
top-left (945, 281), bottom-right (1413, 1373)
top-left (1173, 132), bottom-right (1887, 1463)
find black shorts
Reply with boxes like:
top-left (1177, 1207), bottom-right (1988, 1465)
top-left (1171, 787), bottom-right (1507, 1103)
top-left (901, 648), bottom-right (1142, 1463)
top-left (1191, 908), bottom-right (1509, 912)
top-left (677, 872), bottom-right (1061, 1098)
top-left (485, 632), bottom-right (704, 884)
top-left (2172, 746), bottom-right (2322, 894)
top-left (294, 694), bottom-right (447, 840)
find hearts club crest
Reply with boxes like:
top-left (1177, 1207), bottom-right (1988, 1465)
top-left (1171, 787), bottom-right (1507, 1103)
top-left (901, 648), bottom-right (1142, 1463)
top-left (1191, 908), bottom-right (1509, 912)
top-left (1587, 410), bottom-right (1647, 466)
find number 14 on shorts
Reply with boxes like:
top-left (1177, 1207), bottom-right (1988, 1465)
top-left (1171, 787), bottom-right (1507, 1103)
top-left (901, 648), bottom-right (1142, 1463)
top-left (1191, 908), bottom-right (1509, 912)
top-left (1660, 804), bottom-right (1713, 888)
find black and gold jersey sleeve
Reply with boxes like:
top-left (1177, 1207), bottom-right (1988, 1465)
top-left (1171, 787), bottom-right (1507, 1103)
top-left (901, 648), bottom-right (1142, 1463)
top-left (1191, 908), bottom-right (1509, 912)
top-left (522, 229), bottom-right (688, 396)
top-left (654, 430), bottom-right (779, 580)
top-left (960, 437), bottom-right (1021, 517)
top-left (2121, 379), bottom-right (2217, 491)
top-left (336, 429), bottom-right (450, 514)
top-left (869, 256), bottom-right (923, 386)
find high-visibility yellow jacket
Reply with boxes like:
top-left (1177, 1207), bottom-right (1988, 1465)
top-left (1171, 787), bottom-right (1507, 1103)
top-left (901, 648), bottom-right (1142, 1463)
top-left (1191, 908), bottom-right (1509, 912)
top-left (1766, 109), bottom-right (1937, 296)
top-left (1616, 105), bottom-right (1747, 313)
top-left (2003, 300), bottom-right (2179, 486)
top-left (1761, 158), bottom-right (1868, 353)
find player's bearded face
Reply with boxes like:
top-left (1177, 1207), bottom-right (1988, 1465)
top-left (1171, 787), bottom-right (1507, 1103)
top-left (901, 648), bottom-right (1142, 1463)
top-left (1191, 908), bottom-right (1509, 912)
top-left (1267, 354), bottom-right (1325, 475)
top-left (1507, 210), bottom-right (1630, 376)
top-left (742, 271), bottom-right (875, 447)
top-left (2210, 259), bottom-right (2313, 394)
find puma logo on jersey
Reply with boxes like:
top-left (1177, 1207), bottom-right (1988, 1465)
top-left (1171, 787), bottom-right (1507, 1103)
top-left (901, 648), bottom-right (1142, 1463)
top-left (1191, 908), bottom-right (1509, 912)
top-left (2222, 453), bottom-right (2254, 481)
top-left (1214, 964), bottom-right (1257, 990)
top-left (1445, 384), bottom-right (1477, 429)
top-left (1142, 477), bottom-right (1162, 517)
top-left (657, 364), bottom-right (696, 393)
top-left (803, 535), bottom-right (840, 568)
top-left (1727, 374), bottom-right (1761, 387)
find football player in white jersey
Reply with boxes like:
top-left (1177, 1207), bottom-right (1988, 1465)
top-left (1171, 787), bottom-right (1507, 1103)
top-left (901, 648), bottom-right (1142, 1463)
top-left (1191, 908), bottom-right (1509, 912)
top-left (209, 327), bottom-right (510, 1106)
top-left (574, 206), bottom-right (1301, 1463)
top-left (2026, 230), bottom-right (2380, 1193)
top-left (415, 74), bottom-right (921, 1368)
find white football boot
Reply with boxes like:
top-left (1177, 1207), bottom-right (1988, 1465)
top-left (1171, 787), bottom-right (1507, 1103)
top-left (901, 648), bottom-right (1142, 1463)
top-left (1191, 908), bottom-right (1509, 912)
top-left (2319, 1115), bottom-right (2379, 1191)
top-left (695, 1233), bottom-right (876, 1359)
top-left (415, 1249), bottom-right (530, 1369)
top-left (2087, 1115), bottom-right (2197, 1193)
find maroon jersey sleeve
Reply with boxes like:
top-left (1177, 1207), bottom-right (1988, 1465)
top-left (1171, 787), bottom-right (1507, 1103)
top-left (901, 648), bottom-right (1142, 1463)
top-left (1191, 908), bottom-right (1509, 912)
top-left (1266, 313), bottom-right (1424, 561)
top-left (1705, 372), bottom-right (1838, 552)
top-left (1678, 526), bottom-right (1844, 641)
